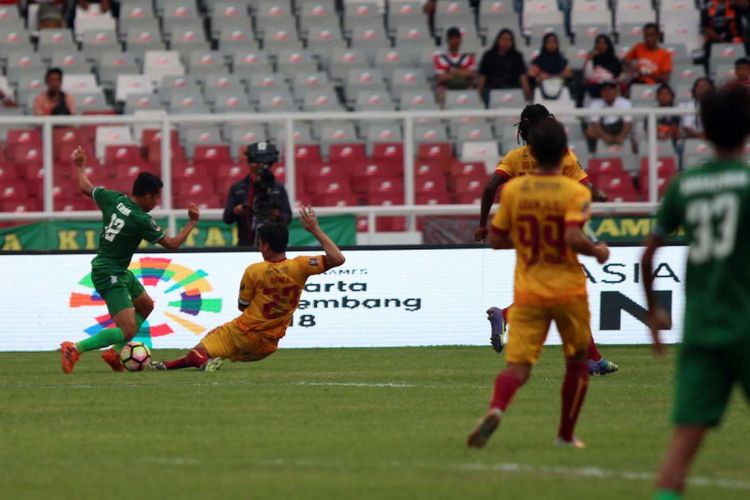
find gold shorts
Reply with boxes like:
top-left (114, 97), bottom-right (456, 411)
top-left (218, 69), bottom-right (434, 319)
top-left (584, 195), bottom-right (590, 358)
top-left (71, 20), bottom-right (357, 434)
top-left (505, 300), bottom-right (592, 365)
top-left (200, 321), bottom-right (279, 362)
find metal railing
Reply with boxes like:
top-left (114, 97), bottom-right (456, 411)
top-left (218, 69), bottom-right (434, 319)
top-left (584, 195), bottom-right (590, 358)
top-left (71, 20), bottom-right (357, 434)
top-left (0, 106), bottom-right (701, 235)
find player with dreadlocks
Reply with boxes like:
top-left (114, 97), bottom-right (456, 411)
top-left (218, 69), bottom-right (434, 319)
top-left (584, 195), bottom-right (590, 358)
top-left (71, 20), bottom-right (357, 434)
top-left (474, 104), bottom-right (617, 375)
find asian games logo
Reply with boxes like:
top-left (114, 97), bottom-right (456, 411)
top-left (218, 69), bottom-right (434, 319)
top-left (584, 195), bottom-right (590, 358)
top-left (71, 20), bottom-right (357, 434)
top-left (68, 257), bottom-right (223, 347)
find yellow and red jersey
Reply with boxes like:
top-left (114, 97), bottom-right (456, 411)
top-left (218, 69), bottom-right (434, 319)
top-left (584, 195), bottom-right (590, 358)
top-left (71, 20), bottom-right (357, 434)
top-left (495, 145), bottom-right (589, 183)
top-left (491, 174), bottom-right (592, 306)
top-left (235, 255), bottom-right (327, 339)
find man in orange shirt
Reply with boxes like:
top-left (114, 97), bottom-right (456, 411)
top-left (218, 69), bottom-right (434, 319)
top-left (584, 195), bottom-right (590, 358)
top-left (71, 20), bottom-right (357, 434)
top-left (467, 119), bottom-right (610, 449)
top-left (153, 207), bottom-right (345, 371)
top-left (625, 23), bottom-right (672, 85)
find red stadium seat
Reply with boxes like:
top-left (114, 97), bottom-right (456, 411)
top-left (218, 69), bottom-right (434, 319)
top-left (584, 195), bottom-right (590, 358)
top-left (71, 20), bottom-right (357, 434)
top-left (173, 162), bottom-right (210, 181)
top-left (588, 157), bottom-right (625, 175)
top-left (1, 198), bottom-right (42, 213)
top-left (194, 145), bottom-right (232, 165)
top-left (453, 192), bottom-right (481, 204)
top-left (315, 193), bottom-right (360, 207)
top-left (376, 217), bottom-right (407, 231)
top-left (639, 156), bottom-right (678, 178)
top-left (303, 162), bottom-right (349, 182)
top-left (11, 144), bottom-right (43, 166)
top-left (607, 190), bottom-right (640, 202)
top-left (294, 144), bottom-right (322, 162)
top-left (371, 143), bottom-right (403, 161)
top-left (53, 127), bottom-right (79, 146)
top-left (175, 193), bottom-right (220, 209)
top-left (1, 181), bottom-right (28, 200)
top-left (271, 164), bottom-right (286, 184)
top-left (351, 160), bottom-right (401, 193)
top-left (415, 175), bottom-right (448, 195)
top-left (0, 163), bottom-right (19, 183)
top-left (415, 159), bottom-right (443, 178)
top-left (104, 145), bottom-right (142, 165)
top-left (417, 142), bottom-right (453, 161)
top-left (216, 163), bottom-right (246, 181)
top-left (329, 143), bottom-right (366, 161)
top-left (449, 160), bottom-right (486, 178)
top-left (309, 177), bottom-right (352, 196)
top-left (177, 179), bottom-right (214, 200)
top-left (367, 177), bottom-right (404, 195)
top-left (597, 172), bottom-right (636, 193)
top-left (112, 162), bottom-right (151, 180)
top-left (416, 192), bottom-right (451, 205)
top-left (146, 142), bottom-right (186, 166)
top-left (452, 176), bottom-right (484, 195)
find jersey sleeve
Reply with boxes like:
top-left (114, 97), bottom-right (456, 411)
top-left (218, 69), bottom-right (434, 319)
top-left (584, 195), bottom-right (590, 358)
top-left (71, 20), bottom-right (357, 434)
top-left (91, 187), bottom-right (117, 211)
top-left (294, 255), bottom-right (328, 279)
top-left (490, 183), bottom-right (513, 237)
top-left (494, 149), bottom-right (517, 178)
top-left (653, 178), bottom-right (682, 237)
top-left (238, 265), bottom-right (256, 307)
top-left (564, 185), bottom-right (593, 228)
top-left (140, 215), bottom-right (165, 244)
top-left (562, 151), bottom-right (589, 183)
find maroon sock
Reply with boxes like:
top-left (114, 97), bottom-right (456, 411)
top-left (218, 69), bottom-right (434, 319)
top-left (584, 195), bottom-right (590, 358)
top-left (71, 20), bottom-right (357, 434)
top-left (587, 338), bottom-right (602, 362)
top-left (164, 349), bottom-right (208, 370)
top-left (558, 360), bottom-right (589, 442)
top-left (490, 371), bottom-right (522, 411)
top-left (501, 306), bottom-right (511, 324)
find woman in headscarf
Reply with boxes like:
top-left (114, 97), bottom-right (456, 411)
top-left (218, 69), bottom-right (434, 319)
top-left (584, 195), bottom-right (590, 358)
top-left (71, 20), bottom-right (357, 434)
top-left (583, 34), bottom-right (623, 98)
top-left (679, 76), bottom-right (715, 139)
top-left (528, 33), bottom-right (572, 84)
top-left (478, 28), bottom-right (531, 106)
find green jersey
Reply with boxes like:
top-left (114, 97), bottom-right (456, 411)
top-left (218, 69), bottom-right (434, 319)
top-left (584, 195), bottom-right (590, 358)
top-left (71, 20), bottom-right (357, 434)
top-left (90, 187), bottom-right (164, 275)
top-left (655, 160), bottom-right (750, 346)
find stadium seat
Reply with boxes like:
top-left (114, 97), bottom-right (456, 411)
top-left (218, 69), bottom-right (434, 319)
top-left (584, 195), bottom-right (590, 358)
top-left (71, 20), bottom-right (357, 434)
top-left (96, 126), bottom-right (135, 160)
top-left (81, 30), bottom-right (120, 61)
top-left (115, 75), bottom-right (155, 103)
top-left (144, 51), bottom-right (186, 84)
top-left (417, 142), bottom-right (453, 160)
top-left (193, 144), bottom-right (232, 165)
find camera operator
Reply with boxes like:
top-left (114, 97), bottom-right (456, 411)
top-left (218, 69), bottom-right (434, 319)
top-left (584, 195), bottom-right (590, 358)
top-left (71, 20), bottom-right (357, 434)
top-left (223, 142), bottom-right (292, 246)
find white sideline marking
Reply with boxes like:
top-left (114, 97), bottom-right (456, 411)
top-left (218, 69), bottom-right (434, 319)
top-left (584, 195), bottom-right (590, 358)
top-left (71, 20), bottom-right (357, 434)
top-left (143, 457), bottom-right (199, 466)
top-left (294, 381), bottom-right (415, 388)
top-left (455, 463), bottom-right (750, 490)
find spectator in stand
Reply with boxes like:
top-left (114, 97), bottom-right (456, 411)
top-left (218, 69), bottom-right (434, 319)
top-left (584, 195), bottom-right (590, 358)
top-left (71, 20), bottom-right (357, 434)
top-left (0, 77), bottom-right (17, 108)
top-left (734, 57), bottom-right (750, 88)
top-left (22, 0), bottom-right (67, 29)
top-left (33, 67), bottom-right (75, 116)
top-left (433, 27), bottom-right (477, 104)
top-left (527, 32), bottom-right (572, 96)
top-left (478, 28), bottom-right (531, 105)
top-left (701, 0), bottom-right (742, 58)
top-left (583, 34), bottom-right (624, 98)
top-left (643, 84), bottom-right (680, 148)
top-left (585, 81), bottom-right (634, 151)
top-left (679, 77), bottom-right (715, 139)
top-left (625, 23), bottom-right (672, 85)
top-left (736, 0), bottom-right (750, 54)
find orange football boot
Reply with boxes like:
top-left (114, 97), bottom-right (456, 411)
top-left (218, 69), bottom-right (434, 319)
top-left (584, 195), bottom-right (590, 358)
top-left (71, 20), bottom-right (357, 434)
top-left (60, 342), bottom-right (80, 374)
top-left (101, 348), bottom-right (125, 372)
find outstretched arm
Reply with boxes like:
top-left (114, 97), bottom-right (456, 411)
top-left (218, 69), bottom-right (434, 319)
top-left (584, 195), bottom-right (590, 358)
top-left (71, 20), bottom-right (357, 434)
top-left (298, 206), bottom-right (345, 269)
top-left (641, 235), bottom-right (671, 355)
top-left (157, 204), bottom-right (200, 251)
top-left (72, 146), bottom-right (95, 198)
top-left (475, 173), bottom-right (507, 241)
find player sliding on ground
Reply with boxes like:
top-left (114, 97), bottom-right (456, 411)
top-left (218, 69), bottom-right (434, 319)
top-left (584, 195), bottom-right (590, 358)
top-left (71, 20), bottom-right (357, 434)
top-left (152, 207), bottom-right (345, 371)
top-left (60, 146), bottom-right (200, 374)
top-left (475, 104), bottom-right (618, 375)
top-left (642, 85), bottom-right (750, 500)
top-left (467, 119), bottom-right (609, 449)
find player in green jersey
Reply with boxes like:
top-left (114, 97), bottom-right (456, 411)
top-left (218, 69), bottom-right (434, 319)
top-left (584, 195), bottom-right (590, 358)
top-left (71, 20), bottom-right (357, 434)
top-left (642, 85), bottom-right (750, 500)
top-left (61, 146), bottom-right (200, 374)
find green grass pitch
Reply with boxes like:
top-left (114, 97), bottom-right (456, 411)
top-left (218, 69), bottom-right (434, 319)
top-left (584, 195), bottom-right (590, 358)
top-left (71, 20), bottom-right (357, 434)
top-left (1, 346), bottom-right (748, 500)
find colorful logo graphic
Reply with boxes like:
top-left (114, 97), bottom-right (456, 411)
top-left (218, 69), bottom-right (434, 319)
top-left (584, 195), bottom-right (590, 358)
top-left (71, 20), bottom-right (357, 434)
top-left (69, 257), bottom-right (223, 347)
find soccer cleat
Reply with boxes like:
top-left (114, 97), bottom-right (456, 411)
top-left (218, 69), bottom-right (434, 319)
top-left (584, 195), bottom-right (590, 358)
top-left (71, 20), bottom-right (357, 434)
top-left (487, 307), bottom-right (506, 354)
top-left (589, 358), bottom-right (619, 375)
top-left (149, 361), bottom-right (167, 371)
top-left (60, 342), bottom-right (80, 374)
top-left (200, 358), bottom-right (224, 372)
top-left (467, 408), bottom-right (502, 448)
top-left (101, 348), bottom-right (125, 372)
top-left (555, 436), bottom-right (586, 449)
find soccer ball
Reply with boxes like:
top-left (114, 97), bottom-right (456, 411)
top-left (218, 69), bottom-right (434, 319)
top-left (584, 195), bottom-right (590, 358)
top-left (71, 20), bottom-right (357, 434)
top-left (119, 341), bottom-right (151, 372)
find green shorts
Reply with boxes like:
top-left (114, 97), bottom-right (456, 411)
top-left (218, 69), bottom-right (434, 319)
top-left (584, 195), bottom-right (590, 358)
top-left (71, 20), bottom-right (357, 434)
top-left (673, 339), bottom-right (750, 427)
top-left (92, 270), bottom-right (146, 317)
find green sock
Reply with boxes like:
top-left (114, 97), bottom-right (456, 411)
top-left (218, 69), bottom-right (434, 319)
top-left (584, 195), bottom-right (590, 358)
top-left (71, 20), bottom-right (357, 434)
top-left (76, 313), bottom-right (147, 353)
top-left (655, 490), bottom-right (682, 500)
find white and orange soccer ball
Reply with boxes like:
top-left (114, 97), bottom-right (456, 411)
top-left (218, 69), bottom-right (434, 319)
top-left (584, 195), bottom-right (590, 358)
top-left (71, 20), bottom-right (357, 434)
top-left (119, 341), bottom-right (151, 372)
